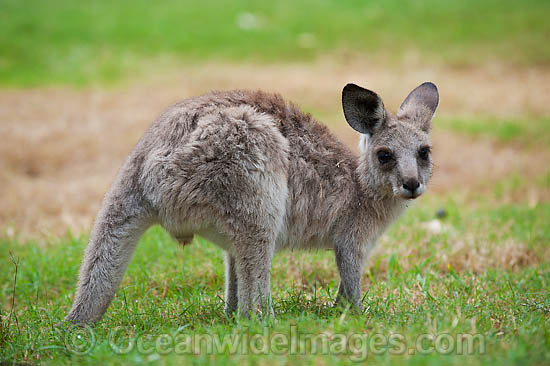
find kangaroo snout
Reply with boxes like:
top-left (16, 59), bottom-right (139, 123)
top-left (400, 177), bottom-right (424, 199)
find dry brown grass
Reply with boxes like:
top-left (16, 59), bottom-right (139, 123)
top-left (372, 224), bottom-right (544, 276)
top-left (1, 60), bottom-right (549, 236)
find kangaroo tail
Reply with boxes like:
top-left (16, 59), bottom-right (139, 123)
top-left (65, 156), bottom-right (154, 325)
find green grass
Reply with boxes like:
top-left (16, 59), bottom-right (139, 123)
top-left (1, 0), bottom-right (549, 86)
top-left (1, 198), bottom-right (549, 365)
top-left (438, 116), bottom-right (550, 147)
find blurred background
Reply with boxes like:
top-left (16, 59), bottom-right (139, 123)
top-left (0, 0), bottom-right (549, 243)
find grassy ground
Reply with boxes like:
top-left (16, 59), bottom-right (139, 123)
top-left (1, 195), bottom-right (549, 365)
top-left (438, 116), bottom-right (550, 148)
top-left (1, 0), bottom-right (549, 86)
top-left (1, 0), bottom-right (550, 364)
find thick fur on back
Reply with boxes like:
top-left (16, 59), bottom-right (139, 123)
top-left (133, 90), bottom-right (397, 250)
top-left (64, 83), bottom-right (439, 325)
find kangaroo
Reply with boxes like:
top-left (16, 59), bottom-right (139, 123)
top-left (64, 82), bottom-right (439, 325)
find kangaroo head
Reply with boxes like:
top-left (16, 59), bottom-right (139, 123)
top-left (342, 82), bottom-right (439, 200)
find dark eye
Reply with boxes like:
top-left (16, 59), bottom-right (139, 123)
top-left (377, 150), bottom-right (393, 164)
top-left (418, 146), bottom-right (430, 160)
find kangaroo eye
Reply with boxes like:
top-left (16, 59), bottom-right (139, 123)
top-left (377, 150), bottom-right (393, 164)
top-left (418, 146), bottom-right (430, 160)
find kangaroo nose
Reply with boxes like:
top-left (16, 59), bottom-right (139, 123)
top-left (403, 178), bottom-right (420, 193)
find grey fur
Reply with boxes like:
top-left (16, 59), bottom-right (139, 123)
top-left (65, 82), bottom-right (439, 325)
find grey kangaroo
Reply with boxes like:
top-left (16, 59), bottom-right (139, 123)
top-left (65, 82), bottom-right (439, 325)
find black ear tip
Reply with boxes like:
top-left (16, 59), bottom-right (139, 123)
top-left (343, 83), bottom-right (360, 93)
top-left (342, 83), bottom-right (380, 99)
top-left (421, 82), bottom-right (438, 92)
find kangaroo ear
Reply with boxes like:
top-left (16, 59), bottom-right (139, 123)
top-left (397, 82), bottom-right (439, 132)
top-left (342, 83), bottom-right (386, 135)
